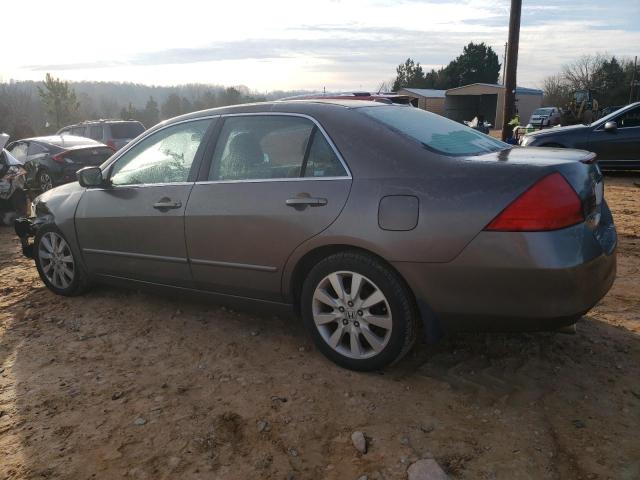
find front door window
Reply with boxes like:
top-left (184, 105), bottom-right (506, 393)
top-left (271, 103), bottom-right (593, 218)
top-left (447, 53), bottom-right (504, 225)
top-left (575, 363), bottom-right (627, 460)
top-left (111, 119), bottom-right (211, 185)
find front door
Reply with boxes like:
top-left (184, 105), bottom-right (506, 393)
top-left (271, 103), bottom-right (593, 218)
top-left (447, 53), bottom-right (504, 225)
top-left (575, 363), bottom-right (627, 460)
top-left (75, 118), bottom-right (214, 286)
top-left (185, 114), bottom-right (352, 302)
top-left (589, 105), bottom-right (640, 168)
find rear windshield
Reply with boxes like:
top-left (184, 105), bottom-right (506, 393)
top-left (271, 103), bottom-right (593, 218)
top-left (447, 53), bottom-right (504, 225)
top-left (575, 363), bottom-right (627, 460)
top-left (534, 108), bottom-right (555, 115)
top-left (110, 122), bottom-right (145, 139)
top-left (360, 106), bottom-right (508, 156)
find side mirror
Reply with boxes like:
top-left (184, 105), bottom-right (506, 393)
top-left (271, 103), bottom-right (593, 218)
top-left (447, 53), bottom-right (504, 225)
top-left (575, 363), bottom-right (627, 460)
top-left (77, 166), bottom-right (105, 188)
top-left (604, 121), bottom-right (617, 132)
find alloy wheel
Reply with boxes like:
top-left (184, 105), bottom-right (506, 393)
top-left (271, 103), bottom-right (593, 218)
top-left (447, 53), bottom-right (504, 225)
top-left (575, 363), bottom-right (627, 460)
top-left (39, 172), bottom-right (53, 191)
top-left (38, 232), bottom-right (75, 289)
top-left (312, 271), bottom-right (392, 359)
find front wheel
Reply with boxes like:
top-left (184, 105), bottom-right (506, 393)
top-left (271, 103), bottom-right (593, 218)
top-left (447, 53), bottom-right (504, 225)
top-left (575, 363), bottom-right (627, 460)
top-left (34, 226), bottom-right (90, 296)
top-left (301, 251), bottom-right (418, 371)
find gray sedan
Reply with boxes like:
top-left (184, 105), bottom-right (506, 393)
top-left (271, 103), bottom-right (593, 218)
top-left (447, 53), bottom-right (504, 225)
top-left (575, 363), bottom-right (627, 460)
top-left (15, 100), bottom-right (617, 370)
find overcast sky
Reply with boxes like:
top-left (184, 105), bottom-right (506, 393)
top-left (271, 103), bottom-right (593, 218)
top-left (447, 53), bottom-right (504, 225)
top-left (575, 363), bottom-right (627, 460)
top-left (2, 0), bottom-right (638, 92)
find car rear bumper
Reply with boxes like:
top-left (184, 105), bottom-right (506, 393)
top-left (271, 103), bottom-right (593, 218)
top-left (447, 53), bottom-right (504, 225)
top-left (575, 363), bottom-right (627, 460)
top-left (393, 210), bottom-right (617, 332)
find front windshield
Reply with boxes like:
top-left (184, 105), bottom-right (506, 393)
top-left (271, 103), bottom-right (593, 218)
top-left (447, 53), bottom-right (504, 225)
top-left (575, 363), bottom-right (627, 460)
top-left (359, 105), bottom-right (509, 156)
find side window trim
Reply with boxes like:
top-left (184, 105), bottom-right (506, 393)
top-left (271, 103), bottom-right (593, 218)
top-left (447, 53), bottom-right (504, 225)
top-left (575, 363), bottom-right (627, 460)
top-left (195, 112), bottom-right (351, 184)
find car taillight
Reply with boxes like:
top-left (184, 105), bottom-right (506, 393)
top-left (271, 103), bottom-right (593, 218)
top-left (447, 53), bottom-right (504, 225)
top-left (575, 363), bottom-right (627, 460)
top-left (484, 173), bottom-right (584, 232)
top-left (52, 151), bottom-right (68, 164)
top-left (106, 139), bottom-right (116, 151)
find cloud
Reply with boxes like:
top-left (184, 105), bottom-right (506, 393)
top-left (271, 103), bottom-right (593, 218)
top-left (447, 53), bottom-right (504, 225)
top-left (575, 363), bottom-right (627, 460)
top-left (14, 0), bottom-right (640, 91)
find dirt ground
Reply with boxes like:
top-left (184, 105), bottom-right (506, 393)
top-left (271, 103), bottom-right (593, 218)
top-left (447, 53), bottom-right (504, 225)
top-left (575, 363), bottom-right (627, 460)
top-left (1, 175), bottom-right (639, 480)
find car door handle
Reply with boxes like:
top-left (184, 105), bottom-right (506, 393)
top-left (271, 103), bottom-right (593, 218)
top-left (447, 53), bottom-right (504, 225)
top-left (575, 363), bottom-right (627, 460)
top-left (286, 197), bottom-right (328, 207)
top-left (153, 200), bottom-right (182, 210)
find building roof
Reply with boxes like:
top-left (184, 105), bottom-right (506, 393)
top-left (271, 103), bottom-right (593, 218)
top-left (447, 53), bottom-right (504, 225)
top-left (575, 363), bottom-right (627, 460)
top-left (398, 88), bottom-right (447, 98)
top-left (446, 83), bottom-right (543, 96)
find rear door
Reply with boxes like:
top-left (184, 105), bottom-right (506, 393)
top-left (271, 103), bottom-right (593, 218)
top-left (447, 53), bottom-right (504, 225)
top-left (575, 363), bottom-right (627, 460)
top-left (88, 124), bottom-right (104, 142)
top-left (75, 118), bottom-right (214, 286)
top-left (185, 113), bottom-right (352, 302)
top-left (589, 105), bottom-right (640, 168)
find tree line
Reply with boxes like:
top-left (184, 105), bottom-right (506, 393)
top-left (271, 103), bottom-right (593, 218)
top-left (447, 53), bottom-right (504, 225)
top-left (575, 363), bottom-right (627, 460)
top-left (0, 76), bottom-right (307, 139)
top-left (542, 54), bottom-right (638, 108)
top-left (390, 42), bottom-right (501, 91)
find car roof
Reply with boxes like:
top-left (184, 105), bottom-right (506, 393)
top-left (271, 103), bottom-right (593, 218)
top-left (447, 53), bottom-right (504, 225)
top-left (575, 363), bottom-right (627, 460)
top-left (21, 135), bottom-right (105, 147)
top-left (162, 99), bottom-right (390, 125)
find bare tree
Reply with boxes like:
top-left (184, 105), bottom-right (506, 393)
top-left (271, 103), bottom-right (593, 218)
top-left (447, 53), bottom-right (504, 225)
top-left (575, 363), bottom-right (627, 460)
top-left (542, 74), bottom-right (572, 107)
top-left (561, 54), bottom-right (607, 91)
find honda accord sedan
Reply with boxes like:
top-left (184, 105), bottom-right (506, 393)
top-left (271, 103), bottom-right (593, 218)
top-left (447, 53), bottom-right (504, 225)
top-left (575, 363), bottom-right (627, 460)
top-left (15, 100), bottom-right (617, 370)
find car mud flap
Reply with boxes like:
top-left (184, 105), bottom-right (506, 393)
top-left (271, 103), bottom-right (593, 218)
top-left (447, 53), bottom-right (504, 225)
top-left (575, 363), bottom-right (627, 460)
top-left (14, 217), bottom-right (35, 258)
top-left (417, 299), bottom-right (443, 344)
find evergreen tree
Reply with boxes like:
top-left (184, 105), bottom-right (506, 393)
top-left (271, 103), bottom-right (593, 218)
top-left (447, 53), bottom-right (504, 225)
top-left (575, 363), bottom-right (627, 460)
top-left (37, 73), bottom-right (79, 130)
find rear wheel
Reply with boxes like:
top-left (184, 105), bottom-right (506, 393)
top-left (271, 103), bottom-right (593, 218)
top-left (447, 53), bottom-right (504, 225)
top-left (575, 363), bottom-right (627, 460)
top-left (34, 225), bottom-right (90, 296)
top-left (301, 251), bottom-right (418, 371)
top-left (38, 169), bottom-right (53, 192)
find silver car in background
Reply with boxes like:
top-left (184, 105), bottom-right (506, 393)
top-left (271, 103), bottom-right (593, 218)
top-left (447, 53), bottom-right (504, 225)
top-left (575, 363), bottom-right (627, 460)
top-left (528, 107), bottom-right (561, 127)
top-left (15, 100), bottom-right (617, 371)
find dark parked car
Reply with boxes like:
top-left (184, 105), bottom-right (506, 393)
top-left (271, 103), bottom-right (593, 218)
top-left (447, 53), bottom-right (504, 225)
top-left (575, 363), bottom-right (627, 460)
top-left (521, 101), bottom-right (640, 170)
top-left (58, 120), bottom-right (145, 151)
top-left (6, 136), bottom-right (114, 192)
top-left (15, 100), bottom-right (616, 371)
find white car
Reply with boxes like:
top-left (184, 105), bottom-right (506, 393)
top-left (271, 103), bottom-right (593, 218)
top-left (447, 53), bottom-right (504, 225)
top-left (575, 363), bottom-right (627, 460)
top-left (528, 107), bottom-right (561, 127)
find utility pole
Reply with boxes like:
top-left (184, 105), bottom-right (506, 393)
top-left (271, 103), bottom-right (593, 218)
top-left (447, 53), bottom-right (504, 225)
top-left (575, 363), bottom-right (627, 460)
top-left (501, 0), bottom-right (522, 141)
top-left (502, 42), bottom-right (508, 85)
top-left (629, 56), bottom-right (637, 104)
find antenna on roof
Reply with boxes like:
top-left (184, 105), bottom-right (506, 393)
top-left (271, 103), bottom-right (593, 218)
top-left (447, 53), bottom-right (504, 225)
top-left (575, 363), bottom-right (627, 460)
top-left (323, 86), bottom-right (326, 94)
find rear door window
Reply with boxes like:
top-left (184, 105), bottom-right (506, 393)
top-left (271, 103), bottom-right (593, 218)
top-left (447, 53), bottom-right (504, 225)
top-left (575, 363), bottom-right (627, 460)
top-left (71, 126), bottom-right (86, 136)
top-left (303, 129), bottom-right (347, 178)
top-left (209, 115), bottom-right (347, 181)
top-left (27, 143), bottom-right (47, 156)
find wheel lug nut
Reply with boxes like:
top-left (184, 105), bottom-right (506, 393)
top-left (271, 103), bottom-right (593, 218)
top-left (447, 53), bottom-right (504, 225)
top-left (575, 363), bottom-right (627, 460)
top-left (342, 319), bottom-right (348, 325)
top-left (347, 301), bottom-right (354, 307)
top-left (354, 321), bottom-right (360, 328)
top-left (339, 306), bottom-right (345, 312)
top-left (357, 310), bottom-right (363, 316)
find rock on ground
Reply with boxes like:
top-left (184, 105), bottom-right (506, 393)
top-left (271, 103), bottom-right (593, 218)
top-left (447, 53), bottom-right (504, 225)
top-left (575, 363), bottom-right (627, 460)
top-left (351, 431), bottom-right (367, 454)
top-left (407, 459), bottom-right (448, 480)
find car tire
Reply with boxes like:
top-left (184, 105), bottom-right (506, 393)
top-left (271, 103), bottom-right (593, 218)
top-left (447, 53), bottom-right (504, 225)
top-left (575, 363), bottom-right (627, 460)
top-left (38, 169), bottom-right (54, 192)
top-left (301, 251), bottom-right (418, 371)
top-left (34, 225), bottom-right (90, 296)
